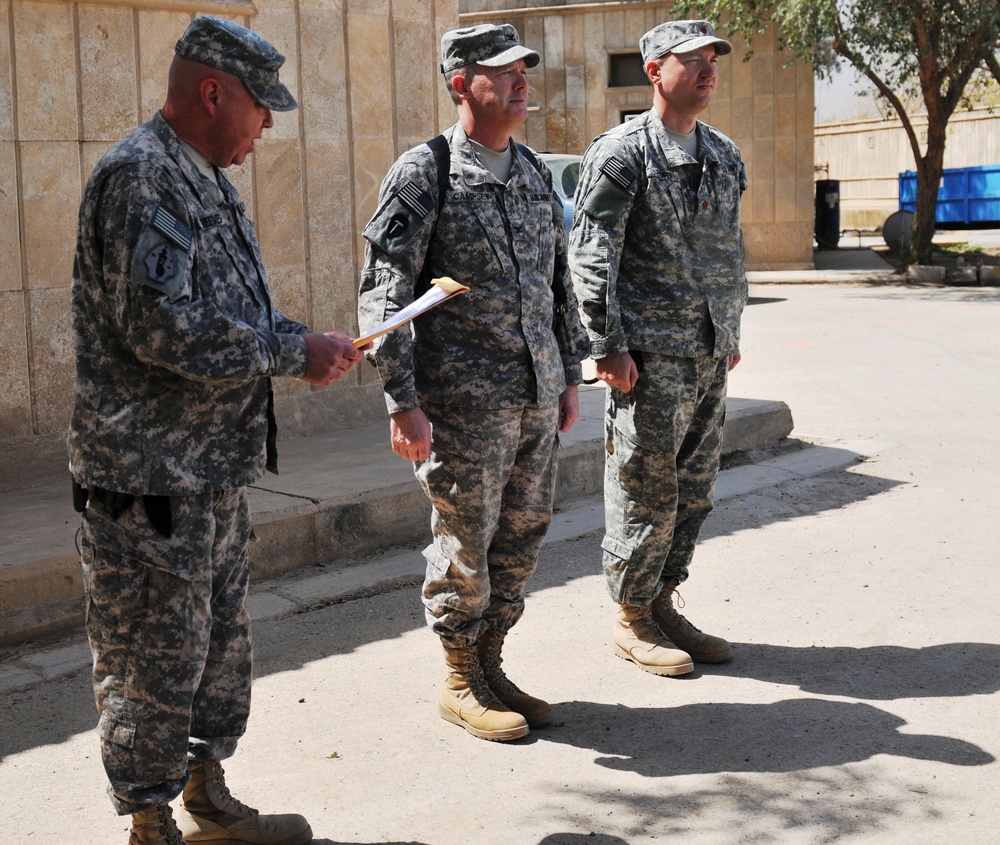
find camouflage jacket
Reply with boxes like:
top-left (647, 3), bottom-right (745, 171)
top-left (68, 112), bottom-right (309, 495)
top-left (357, 123), bottom-right (588, 414)
top-left (569, 109), bottom-right (748, 360)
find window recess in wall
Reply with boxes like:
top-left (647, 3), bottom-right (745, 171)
top-left (608, 52), bottom-right (647, 88)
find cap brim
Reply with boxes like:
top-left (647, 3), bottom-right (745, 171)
top-left (477, 45), bottom-right (540, 69)
top-left (245, 80), bottom-right (298, 112)
top-left (671, 36), bottom-right (732, 56)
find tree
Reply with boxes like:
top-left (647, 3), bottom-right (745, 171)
top-left (672, 0), bottom-right (1000, 264)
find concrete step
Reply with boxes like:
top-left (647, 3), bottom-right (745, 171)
top-left (0, 386), bottom-right (792, 646)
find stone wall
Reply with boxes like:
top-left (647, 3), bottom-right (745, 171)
top-left (1, 0), bottom-right (814, 451)
top-left (461, 0), bottom-right (816, 271)
top-left (0, 0), bottom-right (458, 446)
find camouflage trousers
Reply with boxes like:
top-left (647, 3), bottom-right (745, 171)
top-left (80, 487), bottom-right (252, 815)
top-left (416, 402), bottom-right (560, 648)
top-left (602, 353), bottom-right (728, 605)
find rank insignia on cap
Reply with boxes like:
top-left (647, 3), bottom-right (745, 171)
top-left (151, 205), bottom-right (193, 252)
top-left (144, 242), bottom-right (177, 283)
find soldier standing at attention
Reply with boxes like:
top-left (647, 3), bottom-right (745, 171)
top-left (358, 24), bottom-right (589, 741)
top-left (569, 20), bottom-right (747, 677)
top-left (69, 16), bottom-right (364, 845)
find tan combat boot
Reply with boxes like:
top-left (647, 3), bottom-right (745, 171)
top-left (178, 761), bottom-right (312, 845)
top-left (129, 804), bottom-right (185, 845)
top-left (651, 583), bottom-right (732, 663)
top-left (613, 603), bottom-right (694, 676)
top-left (440, 643), bottom-right (530, 741)
top-left (478, 628), bottom-right (552, 727)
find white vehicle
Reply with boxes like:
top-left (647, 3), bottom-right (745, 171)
top-left (537, 153), bottom-right (582, 232)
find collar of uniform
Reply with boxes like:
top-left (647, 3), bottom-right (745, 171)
top-left (451, 122), bottom-right (539, 190)
top-left (152, 110), bottom-right (228, 205)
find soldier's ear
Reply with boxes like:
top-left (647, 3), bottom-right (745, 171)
top-left (451, 70), bottom-right (470, 99)
top-left (199, 76), bottom-right (223, 114)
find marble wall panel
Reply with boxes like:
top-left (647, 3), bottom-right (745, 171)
top-left (542, 14), bottom-right (566, 153)
top-left (20, 141), bottom-right (80, 290)
top-left (137, 9), bottom-right (191, 122)
top-left (0, 290), bottom-right (31, 436)
top-left (13, 1), bottom-right (77, 142)
top-left (304, 138), bottom-right (357, 337)
top-left (391, 14), bottom-right (438, 148)
top-left (27, 286), bottom-right (74, 436)
top-left (0, 142), bottom-right (22, 292)
top-left (0, 3), bottom-right (14, 141)
top-left (299, 4), bottom-right (349, 143)
top-left (254, 138), bottom-right (306, 272)
top-left (347, 12), bottom-right (390, 143)
top-left (78, 5), bottom-right (139, 142)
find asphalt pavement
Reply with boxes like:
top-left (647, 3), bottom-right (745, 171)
top-left (3, 247), bottom-right (1000, 843)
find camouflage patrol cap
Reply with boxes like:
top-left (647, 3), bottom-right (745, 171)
top-left (640, 20), bottom-right (732, 65)
top-left (440, 24), bottom-right (540, 73)
top-left (175, 15), bottom-right (297, 112)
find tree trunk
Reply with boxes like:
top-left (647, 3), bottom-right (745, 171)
top-left (910, 119), bottom-right (948, 265)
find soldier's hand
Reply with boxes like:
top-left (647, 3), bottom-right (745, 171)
top-left (558, 385), bottom-right (580, 433)
top-left (728, 352), bottom-right (742, 371)
top-left (595, 352), bottom-right (639, 393)
top-left (389, 408), bottom-right (432, 462)
top-left (301, 331), bottom-right (364, 386)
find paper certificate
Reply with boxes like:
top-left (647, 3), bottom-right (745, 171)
top-left (353, 276), bottom-right (470, 347)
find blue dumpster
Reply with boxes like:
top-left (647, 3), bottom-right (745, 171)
top-left (898, 164), bottom-right (1000, 227)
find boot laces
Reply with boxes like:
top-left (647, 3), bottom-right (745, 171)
top-left (479, 635), bottom-right (523, 695)
top-left (206, 762), bottom-right (258, 820)
top-left (158, 805), bottom-right (186, 845)
top-left (662, 589), bottom-right (703, 634)
top-left (134, 804), bottom-right (184, 845)
top-left (623, 604), bottom-right (674, 646)
top-left (463, 646), bottom-right (500, 705)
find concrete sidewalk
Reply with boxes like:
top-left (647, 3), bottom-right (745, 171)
top-left (0, 245), bottom-right (900, 648)
top-left (0, 385), bottom-right (793, 648)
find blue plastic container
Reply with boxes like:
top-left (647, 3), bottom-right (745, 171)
top-left (899, 164), bottom-right (1000, 227)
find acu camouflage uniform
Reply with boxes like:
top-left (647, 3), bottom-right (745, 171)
top-left (569, 108), bottom-right (748, 605)
top-left (69, 112), bottom-right (308, 814)
top-left (358, 122), bottom-right (589, 647)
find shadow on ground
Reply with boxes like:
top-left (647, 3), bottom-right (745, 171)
top-left (719, 641), bottom-right (1000, 700)
top-left (541, 698), bottom-right (994, 777)
top-left (3, 464), bottom-right (903, 763)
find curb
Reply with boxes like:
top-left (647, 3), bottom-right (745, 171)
top-left (0, 397), bottom-right (792, 648)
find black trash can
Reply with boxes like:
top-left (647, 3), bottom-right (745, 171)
top-left (815, 179), bottom-right (840, 249)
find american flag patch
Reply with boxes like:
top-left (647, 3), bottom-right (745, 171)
top-left (397, 182), bottom-right (434, 218)
top-left (151, 205), bottom-right (193, 252)
top-left (601, 156), bottom-right (637, 191)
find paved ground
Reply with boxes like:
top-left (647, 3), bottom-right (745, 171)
top-left (3, 279), bottom-right (999, 844)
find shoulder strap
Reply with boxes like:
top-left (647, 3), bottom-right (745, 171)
top-left (427, 134), bottom-right (450, 216)
top-left (416, 135), bottom-right (450, 297)
top-left (514, 142), bottom-right (541, 174)
top-left (416, 137), bottom-right (566, 304)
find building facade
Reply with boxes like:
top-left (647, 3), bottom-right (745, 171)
top-left (461, 0), bottom-right (817, 273)
top-left (1, 0), bottom-right (815, 452)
